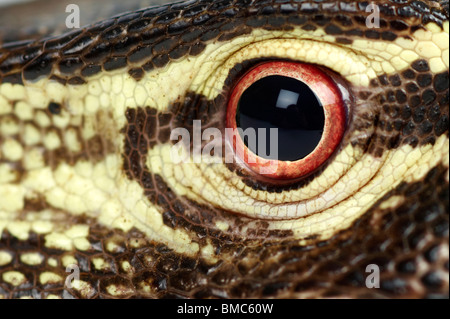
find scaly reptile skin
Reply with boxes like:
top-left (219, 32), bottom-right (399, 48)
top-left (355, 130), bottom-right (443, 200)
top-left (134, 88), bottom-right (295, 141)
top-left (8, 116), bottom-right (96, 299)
top-left (0, 0), bottom-right (448, 299)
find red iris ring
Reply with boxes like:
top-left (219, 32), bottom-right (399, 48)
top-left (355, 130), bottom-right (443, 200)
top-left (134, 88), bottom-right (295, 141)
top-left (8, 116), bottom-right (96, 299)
top-left (226, 61), bottom-right (346, 180)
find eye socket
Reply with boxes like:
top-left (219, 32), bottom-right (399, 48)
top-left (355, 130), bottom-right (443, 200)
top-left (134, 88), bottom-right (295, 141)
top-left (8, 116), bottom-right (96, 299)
top-left (226, 61), bottom-right (347, 180)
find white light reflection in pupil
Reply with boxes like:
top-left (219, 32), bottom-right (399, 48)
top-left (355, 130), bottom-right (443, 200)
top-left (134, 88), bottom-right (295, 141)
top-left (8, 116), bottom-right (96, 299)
top-left (276, 89), bottom-right (300, 109)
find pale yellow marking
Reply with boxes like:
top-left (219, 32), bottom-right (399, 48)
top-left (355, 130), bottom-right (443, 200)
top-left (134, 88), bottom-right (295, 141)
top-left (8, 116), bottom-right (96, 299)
top-left (7, 221), bottom-right (30, 241)
top-left (39, 272), bottom-right (63, 285)
top-left (14, 101), bottom-right (33, 120)
top-left (0, 219), bottom-right (55, 240)
top-left (65, 224), bottom-right (89, 239)
top-left (201, 240), bottom-right (218, 263)
top-left (0, 251), bottom-right (12, 266)
top-left (106, 284), bottom-right (134, 297)
top-left (0, 115), bottom-right (19, 136)
top-left (1, 138), bottom-right (24, 161)
top-left (92, 257), bottom-right (110, 271)
top-left (23, 148), bottom-right (45, 170)
top-left (129, 237), bottom-right (146, 249)
top-left (106, 241), bottom-right (122, 253)
top-left (73, 238), bottom-right (91, 251)
top-left (215, 220), bottom-right (230, 232)
top-left (378, 195), bottom-right (406, 210)
top-left (31, 220), bottom-right (54, 234)
top-left (0, 164), bottom-right (17, 183)
top-left (23, 167), bottom-right (56, 191)
top-left (0, 83), bottom-right (25, 100)
top-left (64, 128), bottom-right (82, 152)
top-left (137, 282), bottom-right (152, 294)
top-left (121, 261), bottom-right (133, 273)
top-left (23, 124), bottom-right (41, 146)
top-left (71, 280), bottom-right (95, 297)
top-left (2, 271), bottom-right (27, 286)
top-left (20, 252), bottom-right (44, 266)
top-left (48, 257), bottom-right (58, 267)
top-left (43, 130), bottom-right (61, 150)
top-left (0, 95), bottom-right (12, 115)
top-left (35, 111), bottom-right (50, 127)
top-left (62, 255), bottom-right (78, 267)
top-left (429, 57), bottom-right (447, 73)
top-left (46, 294), bottom-right (62, 299)
top-left (45, 233), bottom-right (73, 251)
top-left (399, 50), bottom-right (419, 63)
top-left (85, 95), bottom-right (100, 113)
top-left (416, 41), bottom-right (441, 58)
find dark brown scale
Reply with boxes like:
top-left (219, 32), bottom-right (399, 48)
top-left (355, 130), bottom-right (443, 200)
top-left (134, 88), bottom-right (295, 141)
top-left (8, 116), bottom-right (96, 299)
top-left (103, 56), bottom-right (128, 71)
top-left (416, 73), bottom-right (432, 88)
top-left (422, 88), bottom-right (437, 105)
top-left (128, 67), bottom-right (145, 81)
top-left (412, 59), bottom-right (430, 72)
top-left (401, 104), bottom-right (412, 119)
top-left (324, 24), bottom-right (344, 35)
top-left (140, 27), bottom-right (166, 44)
top-left (152, 54), bottom-right (170, 68)
top-left (152, 37), bottom-right (178, 55)
top-left (117, 12), bottom-right (143, 25)
top-left (434, 72), bottom-right (449, 92)
top-left (83, 42), bottom-right (112, 64)
top-left (335, 37), bottom-right (353, 44)
top-left (86, 135), bottom-right (115, 162)
top-left (409, 94), bottom-right (421, 107)
top-left (0, 46), bottom-right (42, 76)
top-left (182, 3), bottom-right (210, 18)
top-left (23, 52), bottom-right (58, 81)
top-left (389, 74), bottom-right (402, 87)
top-left (62, 34), bottom-right (96, 55)
top-left (127, 18), bottom-right (153, 33)
top-left (101, 25), bottom-right (126, 42)
top-left (142, 61), bottom-right (155, 72)
top-left (368, 65), bottom-right (449, 152)
top-left (1, 72), bottom-right (22, 84)
top-left (402, 68), bottom-right (416, 79)
top-left (395, 89), bottom-right (407, 103)
top-left (80, 64), bottom-right (102, 77)
top-left (128, 45), bottom-right (153, 63)
top-left (381, 30), bottom-right (398, 40)
top-left (47, 102), bottom-right (62, 115)
top-left (112, 34), bottom-right (142, 55)
top-left (58, 56), bottom-right (84, 75)
top-left (87, 18), bottom-right (117, 36)
top-left (406, 81), bottom-right (420, 93)
top-left (67, 76), bottom-right (86, 85)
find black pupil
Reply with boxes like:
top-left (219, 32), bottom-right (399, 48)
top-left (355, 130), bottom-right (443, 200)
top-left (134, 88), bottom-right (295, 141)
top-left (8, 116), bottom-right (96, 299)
top-left (236, 75), bottom-right (325, 161)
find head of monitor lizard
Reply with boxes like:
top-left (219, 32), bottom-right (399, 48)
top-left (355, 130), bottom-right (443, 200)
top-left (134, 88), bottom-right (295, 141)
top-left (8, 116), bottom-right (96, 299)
top-left (0, 0), bottom-right (448, 298)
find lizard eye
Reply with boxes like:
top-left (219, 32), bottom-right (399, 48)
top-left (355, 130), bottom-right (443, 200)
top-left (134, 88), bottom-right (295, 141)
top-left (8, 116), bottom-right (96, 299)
top-left (227, 61), bottom-right (347, 180)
